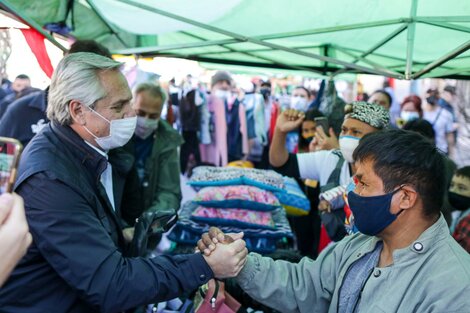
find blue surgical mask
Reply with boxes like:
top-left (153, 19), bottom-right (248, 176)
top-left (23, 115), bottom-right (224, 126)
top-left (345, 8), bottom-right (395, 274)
top-left (347, 186), bottom-right (403, 236)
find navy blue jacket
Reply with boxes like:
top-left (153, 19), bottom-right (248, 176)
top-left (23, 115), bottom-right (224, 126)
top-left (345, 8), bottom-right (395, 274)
top-left (0, 90), bottom-right (48, 147)
top-left (0, 122), bottom-right (213, 313)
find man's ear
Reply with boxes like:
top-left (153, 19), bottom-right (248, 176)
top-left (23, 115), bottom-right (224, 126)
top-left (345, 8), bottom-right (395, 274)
top-left (396, 185), bottom-right (418, 212)
top-left (69, 100), bottom-right (86, 125)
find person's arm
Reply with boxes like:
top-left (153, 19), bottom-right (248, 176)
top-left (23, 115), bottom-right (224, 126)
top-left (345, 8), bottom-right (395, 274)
top-left (236, 242), bottom-right (341, 313)
top-left (198, 227), bottom-right (342, 313)
top-left (269, 109), bottom-right (304, 167)
top-left (17, 174), bottom-right (212, 313)
top-left (446, 132), bottom-right (455, 157)
top-left (0, 193), bottom-right (32, 287)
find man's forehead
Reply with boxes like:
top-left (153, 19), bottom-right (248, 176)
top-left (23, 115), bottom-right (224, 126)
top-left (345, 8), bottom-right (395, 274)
top-left (354, 159), bottom-right (376, 178)
top-left (453, 174), bottom-right (470, 185)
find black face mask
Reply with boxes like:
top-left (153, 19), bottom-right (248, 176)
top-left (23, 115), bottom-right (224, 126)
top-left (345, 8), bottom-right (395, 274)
top-left (426, 96), bottom-right (438, 105)
top-left (260, 89), bottom-right (271, 99)
top-left (449, 192), bottom-right (470, 211)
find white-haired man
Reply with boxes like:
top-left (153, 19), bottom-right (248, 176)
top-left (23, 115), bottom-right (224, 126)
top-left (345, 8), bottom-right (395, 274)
top-left (0, 53), bottom-right (247, 313)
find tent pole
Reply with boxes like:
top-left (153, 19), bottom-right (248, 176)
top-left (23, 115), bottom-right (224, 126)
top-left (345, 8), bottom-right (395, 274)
top-left (405, 0), bottom-right (419, 80)
top-left (413, 40), bottom-right (470, 78)
top-left (115, 0), bottom-right (402, 77)
top-left (417, 20), bottom-right (470, 34)
top-left (419, 67), bottom-right (470, 79)
top-left (114, 39), bottom-right (239, 54)
top-left (195, 44), bottom-right (326, 56)
top-left (415, 16), bottom-right (470, 23)
top-left (85, 0), bottom-right (129, 48)
top-left (179, 31), bottom-right (327, 75)
top-left (256, 19), bottom-right (405, 41)
top-left (332, 25), bottom-right (407, 77)
top-left (0, 0), bottom-right (67, 52)
top-left (333, 46), bottom-right (403, 78)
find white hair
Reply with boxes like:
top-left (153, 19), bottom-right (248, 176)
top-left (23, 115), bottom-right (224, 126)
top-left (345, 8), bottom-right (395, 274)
top-left (47, 52), bottom-right (123, 125)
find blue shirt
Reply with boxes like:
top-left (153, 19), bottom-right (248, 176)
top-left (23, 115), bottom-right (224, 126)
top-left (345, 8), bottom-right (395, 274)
top-left (338, 241), bottom-right (383, 313)
top-left (134, 134), bottom-right (154, 183)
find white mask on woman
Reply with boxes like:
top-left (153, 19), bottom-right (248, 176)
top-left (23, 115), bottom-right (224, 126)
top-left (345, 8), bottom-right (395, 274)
top-left (290, 96), bottom-right (309, 112)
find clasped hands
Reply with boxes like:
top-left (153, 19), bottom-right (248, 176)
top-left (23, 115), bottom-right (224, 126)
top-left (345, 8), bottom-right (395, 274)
top-left (197, 227), bottom-right (248, 279)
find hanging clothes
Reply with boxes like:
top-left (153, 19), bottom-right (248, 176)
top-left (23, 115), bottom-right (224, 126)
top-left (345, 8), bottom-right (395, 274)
top-left (199, 95), bottom-right (248, 166)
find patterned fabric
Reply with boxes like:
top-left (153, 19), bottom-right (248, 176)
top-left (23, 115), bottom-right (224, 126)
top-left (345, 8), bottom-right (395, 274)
top-left (193, 185), bottom-right (280, 211)
top-left (274, 176), bottom-right (310, 216)
top-left (191, 207), bottom-right (276, 229)
top-left (453, 214), bottom-right (470, 253)
top-left (347, 101), bottom-right (390, 129)
top-left (188, 166), bottom-right (285, 191)
top-left (168, 201), bottom-right (292, 253)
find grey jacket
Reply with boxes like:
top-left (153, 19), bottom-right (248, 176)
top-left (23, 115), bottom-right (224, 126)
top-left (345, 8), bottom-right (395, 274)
top-left (237, 215), bottom-right (470, 313)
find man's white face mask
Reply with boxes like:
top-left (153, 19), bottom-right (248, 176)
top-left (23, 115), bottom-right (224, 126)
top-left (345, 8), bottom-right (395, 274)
top-left (135, 116), bottom-right (159, 140)
top-left (83, 106), bottom-right (137, 151)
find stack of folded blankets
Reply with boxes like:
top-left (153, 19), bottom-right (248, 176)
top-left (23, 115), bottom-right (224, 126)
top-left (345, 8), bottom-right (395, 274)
top-left (169, 166), bottom-right (311, 254)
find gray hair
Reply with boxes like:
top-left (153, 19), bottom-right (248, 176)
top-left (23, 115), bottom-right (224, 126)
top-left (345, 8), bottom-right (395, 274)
top-left (134, 82), bottom-right (167, 103)
top-left (47, 52), bottom-right (123, 125)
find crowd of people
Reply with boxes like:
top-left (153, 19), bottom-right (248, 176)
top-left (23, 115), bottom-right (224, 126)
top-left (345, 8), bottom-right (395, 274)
top-left (0, 39), bottom-right (469, 312)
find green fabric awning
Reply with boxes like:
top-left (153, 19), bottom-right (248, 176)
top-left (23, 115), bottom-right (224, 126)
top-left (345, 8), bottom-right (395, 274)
top-left (1, 0), bottom-right (469, 79)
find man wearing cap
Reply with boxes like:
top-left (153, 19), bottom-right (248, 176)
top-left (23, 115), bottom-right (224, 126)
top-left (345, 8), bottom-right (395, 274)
top-left (269, 102), bottom-right (390, 241)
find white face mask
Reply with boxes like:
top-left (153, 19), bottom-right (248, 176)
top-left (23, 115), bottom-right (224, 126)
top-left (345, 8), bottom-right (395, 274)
top-left (83, 107), bottom-right (137, 151)
top-left (400, 111), bottom-right (420, 122)
top-left (135, 116), bottom-right (159, 140)
top-left (214, 89), bottom-right (232, 101)
top-left (339, 135), bottom-right (360, 163)
top-left (290, 96), bottom-right (309, 112)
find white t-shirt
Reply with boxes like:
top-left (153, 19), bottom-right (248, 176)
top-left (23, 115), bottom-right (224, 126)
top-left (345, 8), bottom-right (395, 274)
top-left (297, 150), bottom-right (351, 187)
top-left (423, 108), bottom-right (453, 153)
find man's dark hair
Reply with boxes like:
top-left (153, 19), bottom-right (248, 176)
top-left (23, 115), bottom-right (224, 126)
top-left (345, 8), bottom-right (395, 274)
top-left (260, 81), bottom-right (271, 88)
top-left (402, 118), bottom-right (435, 141)
top-left (15, 74), bottom-right (30, 80)
top-left (68, 40), bottom-right (112, 58)
top-left (443, 85), bottom-right (456, 95)
top-left (353, 129), bottom-right (446, 218)
top-left (371, 89), bottom-right (392, 107)
top-left (455, 166), bottom-right (470, 180)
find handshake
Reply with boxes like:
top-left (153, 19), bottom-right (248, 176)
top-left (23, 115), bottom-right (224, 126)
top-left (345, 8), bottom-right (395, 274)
top-left (196, 227), bottom-right (248, 279)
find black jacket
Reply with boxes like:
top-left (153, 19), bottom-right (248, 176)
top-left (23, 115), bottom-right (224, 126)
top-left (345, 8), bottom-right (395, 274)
top-left (0, 122), bottom-right (212, 313)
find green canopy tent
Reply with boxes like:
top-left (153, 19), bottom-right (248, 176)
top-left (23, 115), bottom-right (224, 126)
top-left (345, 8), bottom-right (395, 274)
top-left (1, 0), bottom-right (469, 79)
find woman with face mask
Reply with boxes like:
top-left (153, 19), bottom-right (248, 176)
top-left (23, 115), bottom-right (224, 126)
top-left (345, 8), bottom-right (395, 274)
top-left (269, 101), bottom-right (390, 245)
top-left (284, 86), bottom-right (314, 153)
top-left (396, 95), bottom-right (422, 128)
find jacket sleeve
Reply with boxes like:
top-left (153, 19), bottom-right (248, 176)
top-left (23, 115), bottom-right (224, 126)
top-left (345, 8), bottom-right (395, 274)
top-left (149, 146), bottom-right (182, 211)
top-left (17, 173), bottom-right (212, 313)
top-left (236, 241), bottom-right (344, 313)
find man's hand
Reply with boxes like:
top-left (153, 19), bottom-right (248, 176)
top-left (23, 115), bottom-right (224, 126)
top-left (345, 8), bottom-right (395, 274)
top-left (122, 227), bottom-right (135, 243)
top-left (275, 109), bottom-right (305, 134)
top-left (203, 239), bottom-right (248, 279)
top-left (196, 227), bottom-right (244, 256)
top-left (0, 193), bottom-right (33, 287)
top-left (313, 126), bottom-right (339, 151)
top-left (318, 199), bottom-right (332, 213)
